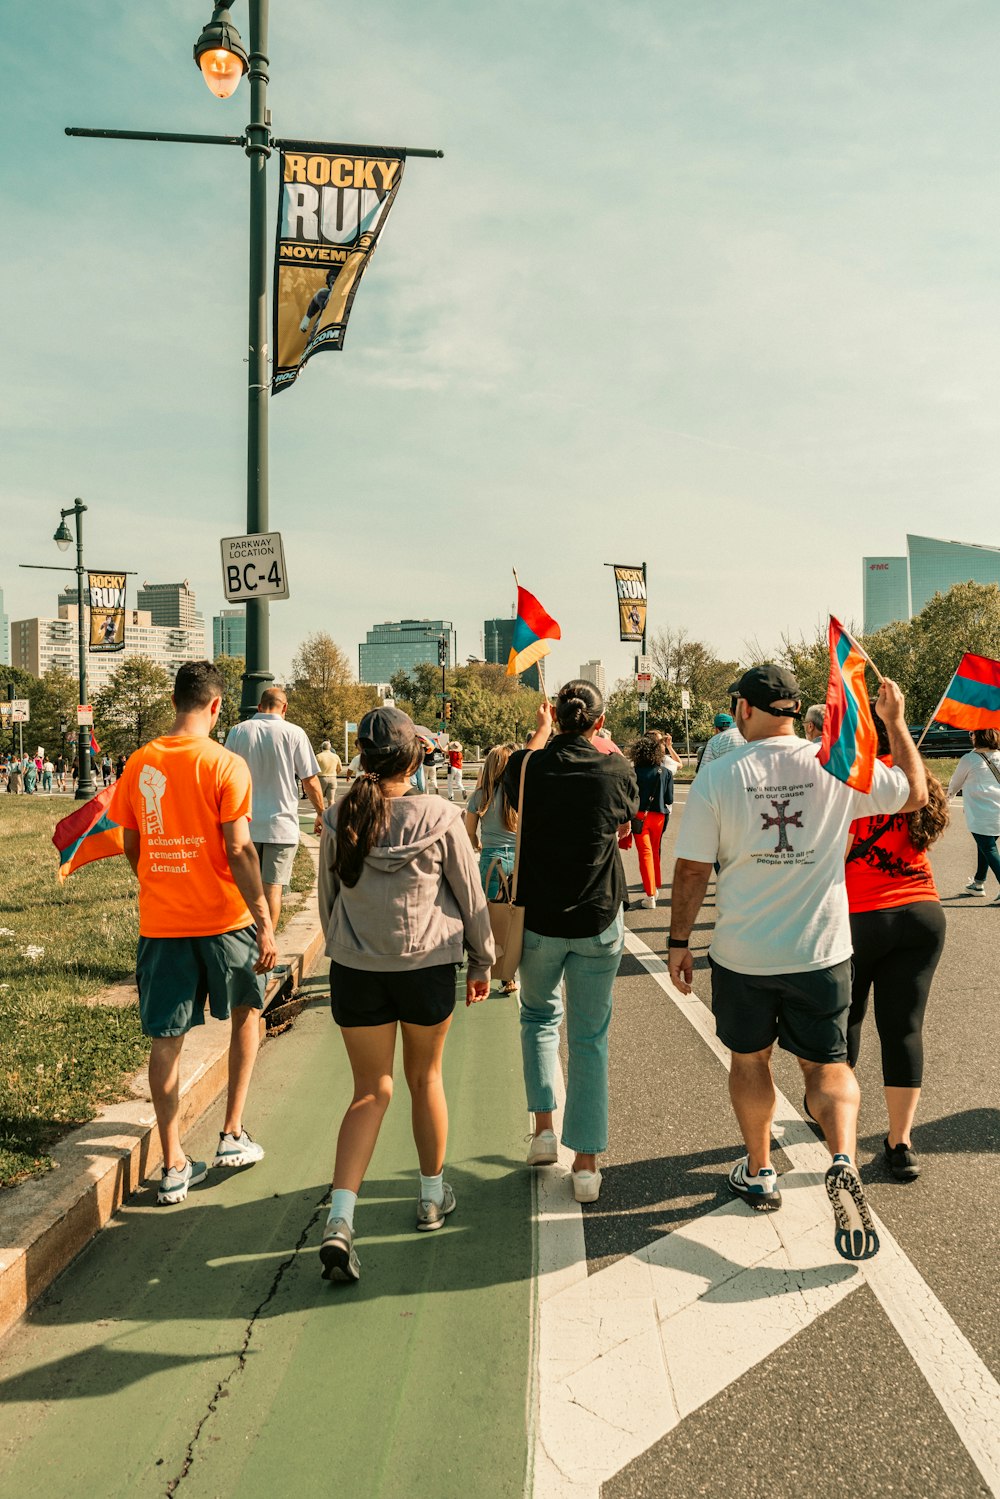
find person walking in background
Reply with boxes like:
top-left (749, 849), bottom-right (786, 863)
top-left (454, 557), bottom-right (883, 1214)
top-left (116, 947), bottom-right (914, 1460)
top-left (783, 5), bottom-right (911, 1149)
top-left (447, 740), bottom-right (465, 800)
top-left (23, 757), bottom-right (37, 795)
top-left (803, 705), bottom-right (826, 743)
top-left (42, 757), bottom-right (54, 793)
top-left (668, 666), bottom-right (927, 1261)
top-left (845, 708), bottom-right (949, 1181)
top-left (226, 687), bottom-right (324, 930)
top-left (115, 753), bottom-right (127, 781)
top-left (8, 758), bottom-right (23, 794)
top-left (948, 729), bottom-right (1000, 901)
top-left (101, 754), bottom-right (113, 787)
top-left (650, 728), bottom-right (683, 772)
top-left (317, 707), bottom-right (494, 1283)
top-left (316, 739), bottom-right (342, 808)
top-left (629, 733), bottom-right (674, 909)
top-left (110, 661), bottom-right (276, 1205)
top-left (505, 684), bottom-right (639, 1204)
top-left (697, 711), bottom-right (744, 770)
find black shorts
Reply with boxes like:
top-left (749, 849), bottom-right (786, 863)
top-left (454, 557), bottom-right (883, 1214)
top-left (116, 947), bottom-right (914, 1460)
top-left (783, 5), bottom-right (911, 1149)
top-left (136, 928), bottom-right (265, 1037)
top-left (329, 961), bottom-right (458, 1028)
top-left (709, 956), bottom-right (851, 1064)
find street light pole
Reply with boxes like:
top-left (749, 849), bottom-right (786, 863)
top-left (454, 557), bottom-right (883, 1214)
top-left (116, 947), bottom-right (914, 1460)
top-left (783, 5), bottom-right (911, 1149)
top-left (57, 500), bottom-right (96, 800)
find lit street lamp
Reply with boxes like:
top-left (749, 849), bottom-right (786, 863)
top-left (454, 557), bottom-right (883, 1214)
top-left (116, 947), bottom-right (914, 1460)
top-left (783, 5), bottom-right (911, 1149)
top-left (54, 500), bottom-right (97, 800)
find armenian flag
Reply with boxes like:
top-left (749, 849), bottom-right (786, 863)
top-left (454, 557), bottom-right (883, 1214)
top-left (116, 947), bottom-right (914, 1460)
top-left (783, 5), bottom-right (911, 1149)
top-left (507, 576), bottom-right (561, 678)
top-left (933, 653), bottom-right (1000, 730)
top-left (818, 615), bottom-right (879, 793)
top-left (52, 784), bottom-right (124, 881)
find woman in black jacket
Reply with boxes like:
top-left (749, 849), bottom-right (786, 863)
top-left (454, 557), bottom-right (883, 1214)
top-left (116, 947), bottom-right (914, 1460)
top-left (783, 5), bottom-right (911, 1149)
top-left (629, 734), bottom-right (674, 909)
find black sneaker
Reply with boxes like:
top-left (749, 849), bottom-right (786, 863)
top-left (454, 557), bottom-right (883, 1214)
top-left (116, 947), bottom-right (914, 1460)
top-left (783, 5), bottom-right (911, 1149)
top-left (884, 1137), bottom-right (920, 1181)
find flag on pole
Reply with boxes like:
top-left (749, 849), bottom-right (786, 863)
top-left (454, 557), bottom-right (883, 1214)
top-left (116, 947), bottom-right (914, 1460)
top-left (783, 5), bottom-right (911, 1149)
top-left (90, 731), bottom-right (101, 757)
top-left (933, 653), bottom-right (1000, 730)
top-left (507, 577), bottom-right (561, 679)
top-left (52, 784), bottom-right (124, 881)
top-left (818, 615), bottom-right (879, 793)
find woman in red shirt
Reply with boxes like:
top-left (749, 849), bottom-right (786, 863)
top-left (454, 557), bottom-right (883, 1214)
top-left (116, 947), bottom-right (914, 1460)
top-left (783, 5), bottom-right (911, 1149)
top-left (844, 711), bottom-right (948, 1181)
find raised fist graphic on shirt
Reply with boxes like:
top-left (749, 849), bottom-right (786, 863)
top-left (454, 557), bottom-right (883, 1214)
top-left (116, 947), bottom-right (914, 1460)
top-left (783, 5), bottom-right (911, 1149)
top-left (138, 764), bottom-right (167, 835)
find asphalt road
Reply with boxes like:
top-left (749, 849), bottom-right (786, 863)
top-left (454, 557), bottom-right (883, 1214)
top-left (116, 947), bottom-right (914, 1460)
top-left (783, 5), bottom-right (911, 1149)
top-left (0, 777), bottom-right (997, 1498)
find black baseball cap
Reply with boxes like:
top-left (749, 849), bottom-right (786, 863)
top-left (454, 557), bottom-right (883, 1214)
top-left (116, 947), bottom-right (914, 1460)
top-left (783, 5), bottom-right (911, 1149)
top-left (358, 706), bottom-right (417, 752)
top-left (727, 665), bottom-right (803, 718)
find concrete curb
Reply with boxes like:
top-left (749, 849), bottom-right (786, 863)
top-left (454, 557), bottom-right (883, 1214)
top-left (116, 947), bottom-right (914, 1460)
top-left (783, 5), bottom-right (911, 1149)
top-left (0, 836), bottom-right (325, 1345)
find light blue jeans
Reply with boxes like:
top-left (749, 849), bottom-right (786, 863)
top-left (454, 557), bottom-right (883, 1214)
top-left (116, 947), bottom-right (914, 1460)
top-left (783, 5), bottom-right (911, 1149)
top-left (518, 908), bottom-right (625, 1154)
top-left (479, 846), bottom-right (514, 901)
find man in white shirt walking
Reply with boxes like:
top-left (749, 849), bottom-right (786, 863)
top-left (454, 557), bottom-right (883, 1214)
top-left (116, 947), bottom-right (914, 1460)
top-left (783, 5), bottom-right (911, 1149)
top-left (668, 665), bottom-right (927, 1262)
top-left (697, 712), bottom-right (744, 770)
top-left (316, 740), bottom-right (342, 807)
top-left (226, 687), bottom-right (324, 927)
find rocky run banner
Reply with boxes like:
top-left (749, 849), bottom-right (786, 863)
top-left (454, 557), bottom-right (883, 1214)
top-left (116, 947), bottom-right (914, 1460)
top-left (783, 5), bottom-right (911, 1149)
top-left (88, 572), bottom-right (126, 653)
top-left (612, 564), bottom-right (647, 643)
top-left (272, 146), bottom-right (405, 394)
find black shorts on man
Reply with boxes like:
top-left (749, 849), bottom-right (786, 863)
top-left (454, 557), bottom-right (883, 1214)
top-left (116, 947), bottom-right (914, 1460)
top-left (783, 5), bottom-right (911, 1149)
top-left (136, 927), bottom-right (266, 1037)
top-left (709, 956), bottom-right (851, 1063)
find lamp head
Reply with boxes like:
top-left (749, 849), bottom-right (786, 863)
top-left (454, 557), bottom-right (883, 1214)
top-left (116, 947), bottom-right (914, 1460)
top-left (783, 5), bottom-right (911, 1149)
top-left (53, 519), bottom-right (73, 551)
top-left (193, 5), bottom-right (248, 99)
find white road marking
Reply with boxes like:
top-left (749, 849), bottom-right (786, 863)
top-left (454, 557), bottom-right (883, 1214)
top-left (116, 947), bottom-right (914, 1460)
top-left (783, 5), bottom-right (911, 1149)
top-left (528, 930), bottom-right (1000, 1498)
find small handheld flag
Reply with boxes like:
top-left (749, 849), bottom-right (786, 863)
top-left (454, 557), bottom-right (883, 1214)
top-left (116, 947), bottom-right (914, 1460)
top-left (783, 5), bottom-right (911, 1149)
top-left (507, 573), bottom-right (561, 679)
top-left (52, 784), bottom-right (124, 881)
top-left (818, 616), bottom-right (879, 793)
top-left (90, 731), bottom-right (101, 757)
top-left (930, 653), bottom-right (1000, 732)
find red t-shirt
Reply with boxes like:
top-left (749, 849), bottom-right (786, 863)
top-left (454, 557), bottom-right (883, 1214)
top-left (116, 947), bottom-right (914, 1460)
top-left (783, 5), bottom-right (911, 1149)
top-left (448, 748), bottom-right (463, 769)
top-left (845, 759), bottom-right (937, 913)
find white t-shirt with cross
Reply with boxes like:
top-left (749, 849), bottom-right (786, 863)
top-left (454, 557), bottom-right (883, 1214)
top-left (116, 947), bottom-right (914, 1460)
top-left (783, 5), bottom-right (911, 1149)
top-left (675, 736), bottom-right (909, 976)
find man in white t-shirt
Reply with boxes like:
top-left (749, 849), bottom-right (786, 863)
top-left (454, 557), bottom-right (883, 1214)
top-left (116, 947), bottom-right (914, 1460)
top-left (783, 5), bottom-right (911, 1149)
top-left (226, 687), bottom-right (323, 927)
top-left (668, 664), bottom-right (927, 1262)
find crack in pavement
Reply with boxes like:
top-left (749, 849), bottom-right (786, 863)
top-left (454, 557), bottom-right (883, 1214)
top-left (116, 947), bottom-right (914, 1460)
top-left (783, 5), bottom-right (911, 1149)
top-left (163, 1189), bottom-right (329, 1496)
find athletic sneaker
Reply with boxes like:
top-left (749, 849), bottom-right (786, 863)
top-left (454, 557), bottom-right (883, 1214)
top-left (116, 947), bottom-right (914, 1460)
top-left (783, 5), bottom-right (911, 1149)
top-left (965, 879), bottom-right (986, 895)
top-left (416, 1182), bottom-right (457, 1232)
top-left (526, 1129), bottom-right (559, 1166)
top-left (320, 1217), bottom-right (361, 1282)
top-left (157, 1157), bottom-right (208, 1206)
top-left (728, 1156), bottom-right (781, 1212)
top-left (212, 1129), bottom-right (265, 1168)
top-left (572, 1169), bottom-right (602, 1203)
top-left (640, 895), bottom-right (657, 909)
top-left (884, 1138), bottom-right (920, 1181)
top-left (825, 1155), bottom-right (879, 1260)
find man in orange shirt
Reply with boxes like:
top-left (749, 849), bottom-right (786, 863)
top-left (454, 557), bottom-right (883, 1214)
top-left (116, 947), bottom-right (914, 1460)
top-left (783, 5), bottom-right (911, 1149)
top-left (111, 661), bottom-right (277, 1205)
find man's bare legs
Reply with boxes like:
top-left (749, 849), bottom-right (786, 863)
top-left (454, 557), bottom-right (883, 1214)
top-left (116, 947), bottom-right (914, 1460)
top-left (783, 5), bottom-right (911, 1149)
top-left (148, 1036), bottom-right (186, 1170)
top-left (729, 1047), bottom-right (777, 1175)
top-left (800, 1058), bottom-right (860, 1159)
top-left (223, 1005), bottom-right (262, 1138)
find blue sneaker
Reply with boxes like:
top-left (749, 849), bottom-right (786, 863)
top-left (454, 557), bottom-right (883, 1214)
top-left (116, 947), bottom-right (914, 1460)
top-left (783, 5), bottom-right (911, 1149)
top-left (212, 1129), bottom-right (265, 1168)
top-left (728, 1155), bottom-right (781, 1212)
top-left (157, 1158), bottom-right (208, 1205)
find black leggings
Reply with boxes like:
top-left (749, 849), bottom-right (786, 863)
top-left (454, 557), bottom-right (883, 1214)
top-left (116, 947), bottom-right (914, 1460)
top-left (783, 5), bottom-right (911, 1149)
top-left (847, 902), bottom-right (946, 1087)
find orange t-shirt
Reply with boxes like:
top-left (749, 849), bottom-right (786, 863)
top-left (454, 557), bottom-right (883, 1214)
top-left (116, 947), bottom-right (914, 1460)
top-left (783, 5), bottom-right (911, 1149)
top-left (109, 736), bottom-right (253, 938)
top-left (845, 758), bottom-right (938, 913)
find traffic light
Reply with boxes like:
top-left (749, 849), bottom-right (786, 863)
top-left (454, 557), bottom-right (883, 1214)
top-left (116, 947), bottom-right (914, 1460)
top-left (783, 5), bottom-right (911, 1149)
top-left (444, 699), bottom-right (453, 721)
top-left (438, 637), bottom-right (449, 667)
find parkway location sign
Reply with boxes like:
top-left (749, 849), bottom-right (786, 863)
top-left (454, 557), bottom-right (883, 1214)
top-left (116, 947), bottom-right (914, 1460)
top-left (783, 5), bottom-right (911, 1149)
top-left (221, 532), bottom-right (290, 603)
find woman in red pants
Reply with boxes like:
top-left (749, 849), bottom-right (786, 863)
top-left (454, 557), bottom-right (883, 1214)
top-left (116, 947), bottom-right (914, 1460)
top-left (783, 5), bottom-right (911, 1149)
top-left (629, 734), bottom-right (675, 908)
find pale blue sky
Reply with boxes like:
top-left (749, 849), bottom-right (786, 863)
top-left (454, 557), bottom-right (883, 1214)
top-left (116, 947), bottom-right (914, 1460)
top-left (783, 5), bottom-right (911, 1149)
top-left (3, 1), bottom-right (999, 688)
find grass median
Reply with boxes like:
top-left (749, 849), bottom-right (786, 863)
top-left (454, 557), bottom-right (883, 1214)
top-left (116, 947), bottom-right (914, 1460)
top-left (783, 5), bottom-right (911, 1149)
top-left (0, 799), bottom-right (314, 1189)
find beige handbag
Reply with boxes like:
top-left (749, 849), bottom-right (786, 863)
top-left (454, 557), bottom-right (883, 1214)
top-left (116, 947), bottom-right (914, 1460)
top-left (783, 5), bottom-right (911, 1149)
top-left (485, 750), bottom-right (531, 984)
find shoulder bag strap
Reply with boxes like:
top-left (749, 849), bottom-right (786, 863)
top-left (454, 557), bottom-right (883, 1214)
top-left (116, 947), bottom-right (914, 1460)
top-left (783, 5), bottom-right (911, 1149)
top-left (510, 750), bottom-right (532, 903)
top-left (846, 816), bottom-right (893, 864)
top-left (976, 750), bottom-right (1000, 787)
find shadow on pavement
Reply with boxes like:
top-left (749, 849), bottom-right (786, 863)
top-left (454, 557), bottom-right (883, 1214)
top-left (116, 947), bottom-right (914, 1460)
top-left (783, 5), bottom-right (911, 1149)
top-left (859, 1106), bottom-right (1000, 1157)
top-left (0, 1346), bottom-right (241, 1405)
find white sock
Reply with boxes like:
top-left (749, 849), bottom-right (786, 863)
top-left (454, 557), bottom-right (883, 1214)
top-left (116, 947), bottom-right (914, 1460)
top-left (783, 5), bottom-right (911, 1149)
top-left (328, 1189), bottom-right (357, 1229)
top-left (419, 1172), bottom-right (445, 1205)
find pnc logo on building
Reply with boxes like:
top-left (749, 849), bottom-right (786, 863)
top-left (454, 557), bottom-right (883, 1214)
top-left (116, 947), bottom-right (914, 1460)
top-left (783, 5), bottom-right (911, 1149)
top-left (869, 563), bottom-right (890, 571)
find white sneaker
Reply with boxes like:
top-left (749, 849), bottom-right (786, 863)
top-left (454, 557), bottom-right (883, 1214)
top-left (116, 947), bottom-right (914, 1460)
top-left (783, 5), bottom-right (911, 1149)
top-left (572, 1169), bottom-right (602, 1203)
top-left (212, 1129), bottom-right (265, 1168)
top-left (640, 895), bottom-right (657, 909)
top-left (965, 879), bottom-right (986, 895)
top-left (526, 1129), bottom-right (559, 1166)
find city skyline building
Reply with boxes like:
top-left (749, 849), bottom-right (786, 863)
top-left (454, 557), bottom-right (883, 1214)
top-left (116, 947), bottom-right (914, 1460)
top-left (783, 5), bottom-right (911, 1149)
top-left (0, 586), bottom-right (8, 667)
top-left (483, 616), bottom-right (540, 691)
top-left (359, 619), bottom-right (457, 684)
top-left (213, 608), bottom-right (247, 659)
top-left (863, 533), bottom-right (1000, 633)
top-left (11, 604), bottom-right (205, 693)
top-left (578, 659), bottom-right (606, 697)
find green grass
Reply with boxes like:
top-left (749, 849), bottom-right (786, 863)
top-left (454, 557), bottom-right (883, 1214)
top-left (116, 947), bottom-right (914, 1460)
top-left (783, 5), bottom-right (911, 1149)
top-left (0, 801), bottom-right (317, 1188)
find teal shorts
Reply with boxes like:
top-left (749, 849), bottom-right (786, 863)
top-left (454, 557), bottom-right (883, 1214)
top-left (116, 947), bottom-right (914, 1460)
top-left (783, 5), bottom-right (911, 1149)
top-left (135, 927), bottom-right (266, 1038)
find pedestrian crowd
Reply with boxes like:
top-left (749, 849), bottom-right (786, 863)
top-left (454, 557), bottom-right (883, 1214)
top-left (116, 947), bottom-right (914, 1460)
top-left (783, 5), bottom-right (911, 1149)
top-left (102, 655), bottom-right (976, 1285)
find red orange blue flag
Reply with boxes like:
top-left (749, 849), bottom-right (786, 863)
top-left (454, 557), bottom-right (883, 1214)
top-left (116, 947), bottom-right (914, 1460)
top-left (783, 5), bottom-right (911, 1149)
top-left (932, 653), bottom-right (1000, 731)
top-left (507, 576), bottom-right (561, 678)
top-left (52, 783), bottom-right (124, 881)
top-left (818, 616), bottom-right (878, 794)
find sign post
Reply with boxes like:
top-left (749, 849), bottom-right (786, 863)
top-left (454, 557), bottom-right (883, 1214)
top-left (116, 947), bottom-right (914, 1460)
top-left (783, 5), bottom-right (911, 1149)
top-left (680, 688), bottom-right (692, 761)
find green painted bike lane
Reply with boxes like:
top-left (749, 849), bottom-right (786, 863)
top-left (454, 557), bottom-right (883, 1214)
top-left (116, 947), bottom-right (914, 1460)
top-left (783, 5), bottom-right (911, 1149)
top-left (0, 975), bottom-right (533, 1498)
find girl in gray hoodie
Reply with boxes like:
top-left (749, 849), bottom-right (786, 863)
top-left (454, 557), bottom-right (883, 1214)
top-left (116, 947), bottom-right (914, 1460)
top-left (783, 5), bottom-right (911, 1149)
top-left (316, 707), bottom-right (495, 1284)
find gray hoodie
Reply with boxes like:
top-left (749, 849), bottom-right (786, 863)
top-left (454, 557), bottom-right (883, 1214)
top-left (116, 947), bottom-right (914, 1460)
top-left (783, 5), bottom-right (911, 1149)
top-left (319, 796), bottom-right (495, 982)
